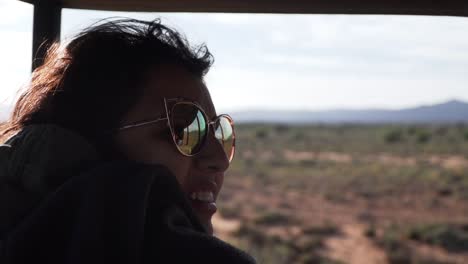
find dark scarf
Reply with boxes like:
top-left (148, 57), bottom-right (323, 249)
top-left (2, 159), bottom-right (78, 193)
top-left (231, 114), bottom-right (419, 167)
top-left (0, 125), bottom-right (255, 263)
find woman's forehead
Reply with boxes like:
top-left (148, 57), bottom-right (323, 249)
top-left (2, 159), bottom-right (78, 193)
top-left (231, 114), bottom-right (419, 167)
top-left (142, 65), bottom-right (217, 118)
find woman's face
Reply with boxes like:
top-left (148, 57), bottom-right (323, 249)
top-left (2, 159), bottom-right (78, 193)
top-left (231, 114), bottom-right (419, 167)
top-left (114, 64), bottom-right (229, 235)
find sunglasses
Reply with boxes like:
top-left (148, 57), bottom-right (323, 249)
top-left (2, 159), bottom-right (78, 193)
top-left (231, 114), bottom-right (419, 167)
top-left (117, 98), bottom-right (236, 162)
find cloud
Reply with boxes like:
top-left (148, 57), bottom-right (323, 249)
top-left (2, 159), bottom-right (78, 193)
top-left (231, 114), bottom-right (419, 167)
top-left (0, 0), bottom-right (32, 31)
top-left (208, 66), bottom-right (468, 112)
top-left (2, 8), bottom-right (468, 111)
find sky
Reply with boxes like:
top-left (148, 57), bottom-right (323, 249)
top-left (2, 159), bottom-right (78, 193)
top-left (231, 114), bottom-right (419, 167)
top-left (1, 0), bottom-right (468, 114)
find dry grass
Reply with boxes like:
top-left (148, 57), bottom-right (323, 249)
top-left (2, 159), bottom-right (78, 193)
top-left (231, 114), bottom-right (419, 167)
top-left (214, 124), bottom-right (468, 264)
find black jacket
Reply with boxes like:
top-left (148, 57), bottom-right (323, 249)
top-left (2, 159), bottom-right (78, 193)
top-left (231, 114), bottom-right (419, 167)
top-left (0, 125), bottom-right (255, 263)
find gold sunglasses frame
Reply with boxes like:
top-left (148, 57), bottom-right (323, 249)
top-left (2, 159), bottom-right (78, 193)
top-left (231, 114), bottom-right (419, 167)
top-left (117, 97), bottom-right (236, 162)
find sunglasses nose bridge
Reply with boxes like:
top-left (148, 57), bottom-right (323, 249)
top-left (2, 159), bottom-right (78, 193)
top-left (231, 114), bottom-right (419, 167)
top-left (207, 120), bottom-right (217, 130)
top-left (167, 101), bottom-right (234, 162)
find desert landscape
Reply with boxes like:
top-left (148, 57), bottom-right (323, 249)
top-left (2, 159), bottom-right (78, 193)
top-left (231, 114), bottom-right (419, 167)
top-left (213, 124), bottom-right (468, 264)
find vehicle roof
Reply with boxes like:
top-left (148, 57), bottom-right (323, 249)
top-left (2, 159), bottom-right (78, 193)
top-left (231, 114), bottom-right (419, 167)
top-left (18, 0), bottom-right (468, 17)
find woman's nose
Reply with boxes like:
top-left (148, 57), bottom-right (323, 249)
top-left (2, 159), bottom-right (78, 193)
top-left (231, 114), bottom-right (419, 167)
top-left (194, 130), bottom-right (230, 172)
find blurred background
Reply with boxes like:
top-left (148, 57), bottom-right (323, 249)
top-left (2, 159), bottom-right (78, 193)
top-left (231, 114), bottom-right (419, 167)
top-left (1, 1), bottom-right (468, 263)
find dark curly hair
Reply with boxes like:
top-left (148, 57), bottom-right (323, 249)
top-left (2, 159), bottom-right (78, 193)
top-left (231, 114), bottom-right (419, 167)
top-left (0, 18), bottom-right (214, 157)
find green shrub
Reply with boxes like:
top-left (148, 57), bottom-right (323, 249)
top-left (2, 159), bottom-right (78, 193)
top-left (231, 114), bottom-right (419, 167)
top-left (407, 224), bottom-right (468, 252)
top-left (254, 211), bottom-right (292, 226)
top-left (235, 227), bottom-right (293, 264)
top-left (302, 224), bottom-right (339, 237)
top-left (434, 127), bottom-right (448, 136)
top-left (274, 124), bottom-right (290, 134)
top-left (293, 131), bottom-right (306, 141)
top-left (385, 129), bottom-right (404, 143)
top-left (293, 236), bottom-right (324, 253)
top-left (298, 159), bottom-right (317, 167)
top-left (380, 230), bottom-right (412, 264)
top-left (297, 254), bottom-right (345, 264)
top-left (407, 126), bottom-right (417, 135)
top-left (235, 224), bottom-right (269, 245)
top-left (220, 206), bottom-right (241, 219)
top-left (378, 224), bottom-right (461, 264)
top-left (365, 225), bottom-right (377, 238)
top-left (417, 131), bottom-right (431, 143)
top-left (255, 129), bottom-right (269, 139)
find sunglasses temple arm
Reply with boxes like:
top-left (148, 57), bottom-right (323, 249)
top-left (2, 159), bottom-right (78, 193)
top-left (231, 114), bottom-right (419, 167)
top-left (118, 117), bottom-right (168, 131)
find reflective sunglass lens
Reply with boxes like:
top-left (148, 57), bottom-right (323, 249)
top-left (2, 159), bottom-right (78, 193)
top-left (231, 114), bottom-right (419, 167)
top-left (170, 103), bottom-right (235, 161)
top-left (215, 116), bottom-right (235, 161)
top-left (171, 103), bottom-right (207, 155)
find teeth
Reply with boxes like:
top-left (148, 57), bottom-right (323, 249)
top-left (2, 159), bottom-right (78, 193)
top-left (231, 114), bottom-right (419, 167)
top-left (190, 191), bottom-right (214, 202)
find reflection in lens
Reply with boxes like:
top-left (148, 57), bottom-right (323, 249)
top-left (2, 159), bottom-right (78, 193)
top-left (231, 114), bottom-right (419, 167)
top-left (215, 116), bottom-right (235, 161)
top-left (171, 103), bottom-right (207, 155)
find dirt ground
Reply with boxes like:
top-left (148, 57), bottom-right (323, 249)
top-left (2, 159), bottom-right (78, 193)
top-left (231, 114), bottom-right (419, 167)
top-left (323, 223), bottom-right (388, 264)
top-left (213, 165), bottom-right (468, 263)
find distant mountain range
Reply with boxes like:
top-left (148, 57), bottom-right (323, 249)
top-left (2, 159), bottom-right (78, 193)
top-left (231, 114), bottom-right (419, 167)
top-left (231, 100), bottom-right (468, 124)
top-left (1, 100), bottom-right (468, 124)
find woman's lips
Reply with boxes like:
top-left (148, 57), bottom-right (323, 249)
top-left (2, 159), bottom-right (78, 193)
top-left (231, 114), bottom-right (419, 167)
top-left (185, 181), bottom-right (220, 235)
top-left (188, 191), bottom-right (217, 216)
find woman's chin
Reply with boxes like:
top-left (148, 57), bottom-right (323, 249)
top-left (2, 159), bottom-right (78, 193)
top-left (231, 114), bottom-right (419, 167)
top-left (202, 219), bottom-right (214, 235)
top-left (188, 199), bottom-right (217, 235)
top-left (193, 210), bottom-right (214, 235)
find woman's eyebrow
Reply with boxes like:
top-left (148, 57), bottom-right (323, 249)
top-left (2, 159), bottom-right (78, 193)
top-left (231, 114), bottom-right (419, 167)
top-left (207, 111), bottom-right (218, 121)
top-left (204, 104), bottom-right (217, 121)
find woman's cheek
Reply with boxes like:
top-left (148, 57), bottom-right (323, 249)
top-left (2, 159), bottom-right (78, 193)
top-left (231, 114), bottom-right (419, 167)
top-left (148, 141), bottom-right (191, 185)
top-left (168, 159), bottom-right (192, 187)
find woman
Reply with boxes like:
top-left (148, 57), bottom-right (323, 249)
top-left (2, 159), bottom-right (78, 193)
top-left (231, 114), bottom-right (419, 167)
top-left (0, 19), bottom-right (255, 263)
